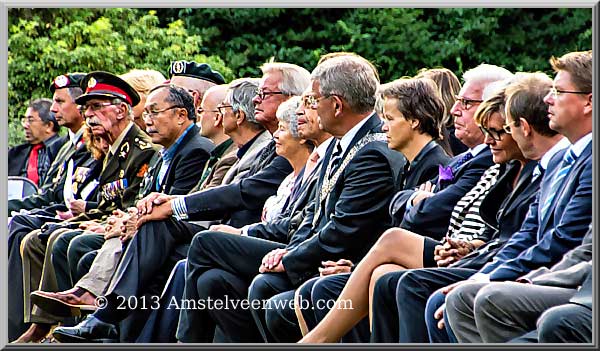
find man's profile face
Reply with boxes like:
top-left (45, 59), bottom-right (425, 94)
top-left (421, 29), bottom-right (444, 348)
top-left (23, 108), bottom-right (49, 144)
top-left (51, 89), bottom-right (81, 130)
top-left (253, 71), bottom-right (288, 127)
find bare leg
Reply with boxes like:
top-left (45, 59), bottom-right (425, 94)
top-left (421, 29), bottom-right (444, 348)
top-left (299, 228), bottom-right (425, 343)
top-left (368, 263), bottom-right (405, 329)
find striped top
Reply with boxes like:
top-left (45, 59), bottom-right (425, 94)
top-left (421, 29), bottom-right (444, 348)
top-left (446, 163), bottom-right (502, 242)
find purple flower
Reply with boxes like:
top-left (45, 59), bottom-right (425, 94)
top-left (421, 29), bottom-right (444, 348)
top-left (438, 165), bottom-right (454, 183)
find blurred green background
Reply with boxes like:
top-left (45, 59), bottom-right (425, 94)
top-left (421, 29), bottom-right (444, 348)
top-left (8, 8), bottom-right (592, 146)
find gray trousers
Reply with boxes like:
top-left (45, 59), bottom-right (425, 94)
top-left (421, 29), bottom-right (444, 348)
top-left (446, 281), bottom-right (575, 343)
top-left (76, 236), bottom-right (123, 297)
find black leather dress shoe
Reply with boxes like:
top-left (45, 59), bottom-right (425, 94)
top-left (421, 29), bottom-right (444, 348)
top-left (52, 315), bottom-right (118, 343)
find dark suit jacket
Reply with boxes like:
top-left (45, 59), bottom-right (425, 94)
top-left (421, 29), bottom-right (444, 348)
top-left (282, 114), bottom-right (407, 286)
top-left (72, 124), bottom-right (159, 222)
top-left (8, 133), bottom-right (92, 215)
top-left (450, 160), bottom-right (539, 270)
top-left (8, 134), bottom-right (66, 182)
top-left (183, 139), bottom-right (294, 228)
top-left (390, 147), bottom-right (494, 240)
top-left (138, 124), bottom-right (213, 197)
top-left (480, 143), bottom-right (592, 281)
top-left (402, 141), bottom-right (452, 189)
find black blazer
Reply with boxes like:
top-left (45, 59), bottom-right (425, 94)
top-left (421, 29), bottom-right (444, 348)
top-left (451, 160), bottom-right (539, 270)
top-left (183, 140), bottom-right (294, 228)
top-left (282, 114), bottom-right (407, 286)
top-left (138, 124), bottom-right (213, 197)
top-left (403, 141), bottom-right (452, 189)
top-left (390, 147), bottom-right (494, 240)
top-left (8, 134), bottom-right (66, 180)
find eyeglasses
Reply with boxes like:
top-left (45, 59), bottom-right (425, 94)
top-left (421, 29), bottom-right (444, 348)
top-left (479, 125), bottom-right (507, 141)
top-left (216, 104), bottom-right (234, 116)
top-left (502, 119), bottom-right (518, 134)
top-left (142, 105), bottom-right (183, 120)
top-left (20, 116), bottom-right (43, 125)
top-left (197, 107), bottom-right (219, 114)
top-left (549, 87), bottom-right (591, 98)
top-left (78, 102), bottom-right (117, 112)
top-left (255, 88), bottom-right (288, 101)
top-left (454, 95), bottom-right (484, 110)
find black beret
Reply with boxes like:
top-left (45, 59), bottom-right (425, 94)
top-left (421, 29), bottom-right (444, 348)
top-left (169, 60), bottom-right (225, 85)
top-left (49, 73), bottom-right (87, 93)
top-left (75, 71), bottom-right (140, 107)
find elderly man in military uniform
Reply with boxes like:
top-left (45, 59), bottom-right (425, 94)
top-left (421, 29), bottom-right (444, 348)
top-left (11, 71), bottom-right (158, 343)
top-left (30, 83), bottom-right (214, 332)
top-left (8, 73), bottom-right (92, 342)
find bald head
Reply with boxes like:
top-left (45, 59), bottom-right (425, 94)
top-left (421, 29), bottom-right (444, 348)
top-left (170, 76), bottom-right (217, 110)
top-left (199, 84), bottom-right (229, 140)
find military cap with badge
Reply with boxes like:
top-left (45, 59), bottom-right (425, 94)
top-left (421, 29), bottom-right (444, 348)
top-left (76, 71), bottom-right (141, 107)
top-left (169, 60), bottom-right (226, 84)
top-left (50, 72), bottom-right (87, 93)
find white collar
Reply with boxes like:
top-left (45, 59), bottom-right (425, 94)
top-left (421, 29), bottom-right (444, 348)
top-left (539, 137), bottom-right (570, 170)
top-left (570, 132), bottom-right (592, 158)
top-left (316, 137), bottom-right (334, 161)
top-left (468, 143), bottom-right (488, 157)
top-left (337, 112), bottom-right (374, 155)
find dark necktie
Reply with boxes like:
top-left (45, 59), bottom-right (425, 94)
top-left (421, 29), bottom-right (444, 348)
top-left (27, 143), bottom-right (44, 185)
top-left (531, 162), bottom-right (544, 183)
top-left (540, 149), bottom-right (577, 220)
top-left (257, 141), bottom-right (276, 168)
top-left (452, 151), bottom-right (474, 172)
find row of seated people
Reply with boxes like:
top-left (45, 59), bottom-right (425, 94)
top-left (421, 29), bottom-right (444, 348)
top-left (7, 49), bottom-right (592, 344)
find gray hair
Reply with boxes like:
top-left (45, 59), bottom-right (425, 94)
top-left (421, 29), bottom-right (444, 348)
top-left (311, 55), bottom-right (380, 114)
top-left (276, 96), bottom-right (301, 138)
top-left (261, 62), bottom-right (311, 96)
top-left (110, 97), bottom-right (134, 121)
top-left (227, 78), bottom-right (261, 124)
top-left (66, 86), bottom-right (84, 101)
top-left (463, 63), bottom-right (514, 88)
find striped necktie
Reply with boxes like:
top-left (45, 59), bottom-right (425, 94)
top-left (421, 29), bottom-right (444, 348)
top-left (540, 149), bottom-right (577, 220)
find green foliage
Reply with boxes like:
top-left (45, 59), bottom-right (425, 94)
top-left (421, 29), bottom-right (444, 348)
top-left (164, 8), bottom-right (591, 81)
top-left (8, 8), bottom-right (233, 146)
top-left (8, 8), bottom-right (592, 147)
